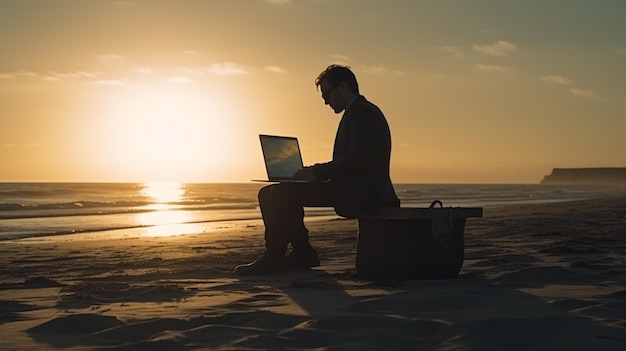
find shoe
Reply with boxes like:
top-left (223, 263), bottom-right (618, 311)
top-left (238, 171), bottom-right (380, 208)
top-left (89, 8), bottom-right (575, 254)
top-left (286, 247), bottom-right (320, 269)
top-left (233, 252), bottom-right (287, 275)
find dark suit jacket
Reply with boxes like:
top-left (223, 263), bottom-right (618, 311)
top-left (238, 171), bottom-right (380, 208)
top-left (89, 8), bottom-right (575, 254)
top-left (311, 95), bottom-right (400, 218)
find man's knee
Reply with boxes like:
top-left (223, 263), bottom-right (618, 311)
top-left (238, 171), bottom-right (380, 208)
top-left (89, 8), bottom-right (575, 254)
top-left (259, 183), bottom-right (299, 206)
top-left (258, 184), bottom-right (276, 202)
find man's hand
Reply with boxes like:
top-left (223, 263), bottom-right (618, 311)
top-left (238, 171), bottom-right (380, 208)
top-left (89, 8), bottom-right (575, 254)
top-left (293, 167), bottom-right (318, 182)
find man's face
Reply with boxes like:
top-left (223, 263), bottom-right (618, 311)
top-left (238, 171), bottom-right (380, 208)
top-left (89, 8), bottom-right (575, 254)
top-left (319, 79), bottom-right (344, 113)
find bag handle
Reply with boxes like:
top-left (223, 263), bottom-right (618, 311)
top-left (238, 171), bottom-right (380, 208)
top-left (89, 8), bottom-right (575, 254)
top-left (429, 199), bottom-right (453, 250)
top-left (429, 200), bottom-right (444, 208)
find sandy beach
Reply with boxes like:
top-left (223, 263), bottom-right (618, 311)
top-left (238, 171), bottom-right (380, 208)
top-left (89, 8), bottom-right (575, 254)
top-left (1, 197), bottom-right (625, 350)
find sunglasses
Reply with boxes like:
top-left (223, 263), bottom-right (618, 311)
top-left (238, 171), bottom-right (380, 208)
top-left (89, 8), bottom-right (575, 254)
top-left (321, 85), bottom-right (339, 101)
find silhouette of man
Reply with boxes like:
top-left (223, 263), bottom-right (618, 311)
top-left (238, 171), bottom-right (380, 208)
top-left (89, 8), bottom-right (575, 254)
top-left (234, 64), bottom-right (400, 275)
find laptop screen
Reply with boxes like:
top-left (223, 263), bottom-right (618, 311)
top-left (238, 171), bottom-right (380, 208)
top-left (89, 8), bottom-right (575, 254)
top-left (259, 135), bottom-right (304, 180)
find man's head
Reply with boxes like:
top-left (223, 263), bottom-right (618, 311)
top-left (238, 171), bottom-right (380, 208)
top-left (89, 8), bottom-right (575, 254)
top-left (315, 64), bottom-right (359, 113)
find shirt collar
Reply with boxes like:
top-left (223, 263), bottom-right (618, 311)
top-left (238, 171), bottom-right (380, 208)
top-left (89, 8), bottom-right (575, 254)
top-left (345, 95), bottom-right (363, 112)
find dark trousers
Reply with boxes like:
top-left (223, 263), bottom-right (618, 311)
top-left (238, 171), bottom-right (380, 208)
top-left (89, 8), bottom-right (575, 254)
top-left (258, 182), bottom-right (334, 255)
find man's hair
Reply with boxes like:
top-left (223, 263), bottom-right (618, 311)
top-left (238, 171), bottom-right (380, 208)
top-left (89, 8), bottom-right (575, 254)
top-left (315, 64), bottom-right (359, 95)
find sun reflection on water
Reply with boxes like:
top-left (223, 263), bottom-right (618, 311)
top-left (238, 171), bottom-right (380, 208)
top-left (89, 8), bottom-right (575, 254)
top-left (138, 182), bottom-right (192, 237)
top-left (141, 182), bottom-right (185, 204)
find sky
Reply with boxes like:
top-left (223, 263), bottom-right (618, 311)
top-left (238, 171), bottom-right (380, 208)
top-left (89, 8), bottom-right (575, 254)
top-left (1, 0), bottom-right (625, 184)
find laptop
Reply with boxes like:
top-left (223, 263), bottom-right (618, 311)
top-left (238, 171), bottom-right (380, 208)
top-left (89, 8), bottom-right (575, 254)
top-left (253, 134), bottom-right (310, 183)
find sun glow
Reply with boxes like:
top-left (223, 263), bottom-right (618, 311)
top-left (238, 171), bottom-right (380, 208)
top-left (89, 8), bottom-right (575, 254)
top-left (91, 83), bottom-right (241, 182)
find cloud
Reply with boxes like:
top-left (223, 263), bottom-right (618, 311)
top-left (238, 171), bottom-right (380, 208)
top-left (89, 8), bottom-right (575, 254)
top-left (0, 70), bottom-right (38, 79)
top-left (570, 88), bottom-right (595, 98)
top-left (86, 80), bottom-right (126, 86)
top-left (43, 71), bottom-right (98, 81)
top-left (174, 63), bottom-right (249, 76)
top-left (182, 50), bottom-right (198, 55)
top-left (476, 64), bottom-right (517, 73)
top-left (1, 70), bottom-right (100, 82)
top-left (541, 75), bottom-right (573, 85)
top-left (472, 40), bottom-right (518, 57)
top-left (360, 65), bottom-right (404, 75)
top-left (97, 54), bottom-right (125, 62)
top-left (328, 54), bottom-right (352, 64)
top-left (614, 46), bottom-right (626, 55)
top-left (436, 46), bottom-right (463, 58)
top-left (265, 0), bottom-right (293, 4)
top-left (207, 62), bottom-right (249, 76)
top-left (540, 76), bottom-right (596, 99)
top-left (420, 73), bottom-right (450, 83)
top-left (264, 66), bottom-right (285, 73)
top-left (136, 66), bottom-right (154, 74)
top-left (176, 67), bottom-right (206, 75)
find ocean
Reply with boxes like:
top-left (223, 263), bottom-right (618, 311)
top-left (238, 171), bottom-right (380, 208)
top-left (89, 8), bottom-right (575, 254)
top-left (1, 182), bottom-right (623, 241)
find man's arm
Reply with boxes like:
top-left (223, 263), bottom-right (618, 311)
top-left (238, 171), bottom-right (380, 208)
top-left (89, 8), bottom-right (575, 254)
top-left (292, 167), bottom-right (318, 182)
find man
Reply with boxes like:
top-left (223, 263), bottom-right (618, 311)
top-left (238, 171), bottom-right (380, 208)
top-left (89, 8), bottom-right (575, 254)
top-left (234, 64), bottom-right (400, 275)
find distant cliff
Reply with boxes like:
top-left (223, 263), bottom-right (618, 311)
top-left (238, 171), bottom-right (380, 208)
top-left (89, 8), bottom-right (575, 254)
top-left (541, 167), bottom-right (626, 184)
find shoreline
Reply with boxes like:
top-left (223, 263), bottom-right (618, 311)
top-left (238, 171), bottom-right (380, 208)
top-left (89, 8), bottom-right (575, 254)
top-left (2, 214), bottom-right (345, 244)
top-left (1, 196), bottom-right (625, 350)
top-left (3, 194), bottom-right (619, 243)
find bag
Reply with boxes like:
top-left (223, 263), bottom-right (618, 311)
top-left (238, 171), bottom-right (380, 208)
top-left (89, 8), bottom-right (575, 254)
top-left (356, 200), bottom-right (480, 280)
